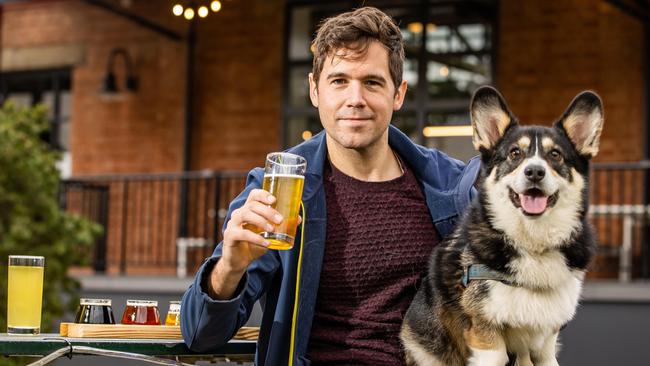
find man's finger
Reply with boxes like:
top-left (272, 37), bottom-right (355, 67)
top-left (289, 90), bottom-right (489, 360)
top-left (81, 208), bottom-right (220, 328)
top-left (249, 201), bottom-right (283, 225)
top-left (239, 209), bottom-right (275, 233)
top-left (231, 228), bottom-right (270, 248)
top-left (247, 189), bottom-right (276, 205)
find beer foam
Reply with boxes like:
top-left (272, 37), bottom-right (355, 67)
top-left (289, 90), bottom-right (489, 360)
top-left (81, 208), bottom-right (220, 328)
top-left (126, 300), bottom-right (158, 306)
top-left (263, 173), bottom-right (305, 179)
top-left (80, 298), bottom-right (112, 306)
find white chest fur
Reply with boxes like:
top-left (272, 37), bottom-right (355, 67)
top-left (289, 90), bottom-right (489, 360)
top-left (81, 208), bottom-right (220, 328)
top-left (481, 267), bottom-right (584, 329)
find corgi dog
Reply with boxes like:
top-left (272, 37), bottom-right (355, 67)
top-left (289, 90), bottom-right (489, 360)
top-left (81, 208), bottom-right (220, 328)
top-left (401, 86), bottom-right (603, 366)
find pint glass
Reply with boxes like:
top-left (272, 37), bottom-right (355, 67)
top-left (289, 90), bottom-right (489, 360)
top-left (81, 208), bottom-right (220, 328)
top-left (7, 255), bottom-right (45, 335)
top-left (257, 152), bottom-right (306, 250)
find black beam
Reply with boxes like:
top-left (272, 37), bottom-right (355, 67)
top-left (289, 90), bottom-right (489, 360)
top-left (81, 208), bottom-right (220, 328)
top-left (641, 21), bottom-right (650, 278)
top-left (178, 18), bottom-right (196, 238)
top-left (83, 0), bottom-right (183, 41)
top-left (606, 0), bottom-right (650, 22)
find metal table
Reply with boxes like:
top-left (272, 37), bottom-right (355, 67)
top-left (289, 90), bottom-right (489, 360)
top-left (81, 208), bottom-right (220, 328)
top-left (0, 334), bottom-right (256, 365)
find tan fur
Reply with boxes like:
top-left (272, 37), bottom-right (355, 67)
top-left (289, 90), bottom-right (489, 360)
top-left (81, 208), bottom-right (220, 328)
top-left (562, 110), bottom-right (603, 156)
top-left (472, 105), bottom-right (511, 150)
top-left (464, 325), bottom-right (502, 350)
top-left (518, 136), bottom-right (531, 150)
top-left (542, 137), bottom-right (554, 150)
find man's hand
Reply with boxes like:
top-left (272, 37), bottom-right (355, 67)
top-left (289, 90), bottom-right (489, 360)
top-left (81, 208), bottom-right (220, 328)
top-left (207, 189), bottom-right (283, 300)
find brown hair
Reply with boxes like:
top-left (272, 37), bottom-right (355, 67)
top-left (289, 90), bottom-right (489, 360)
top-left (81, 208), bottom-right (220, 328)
top-left (311, 7), bottom-right (405, 90)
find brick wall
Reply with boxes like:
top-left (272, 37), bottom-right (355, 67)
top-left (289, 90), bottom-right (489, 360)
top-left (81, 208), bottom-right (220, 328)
top-left (498, 0), bottom-right (645, 162)
top-left (1, 0), bottom-right (283, 175)
top-left (1, 0), bottom-right (187, 174)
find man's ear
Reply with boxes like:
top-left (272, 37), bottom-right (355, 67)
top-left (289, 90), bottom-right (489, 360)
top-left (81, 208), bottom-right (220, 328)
top-left (554, 91), bottom-right (604, 158)
top-left (308, 73), bottom-right (319, 108)
top-left (393, 80), bottom-right (408, 111)
top-left (470, 86), bottom-right (516, 151)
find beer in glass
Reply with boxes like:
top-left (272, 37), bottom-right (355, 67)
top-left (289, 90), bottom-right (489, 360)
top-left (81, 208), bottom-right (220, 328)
top-left (7, 255), bottom-right (44, 335)
top-left (253, 152), bottom-right (306, 250)
top-left (121, 300), bottom-right (161, 325)
top-left (165, 301), bottom-right (181, 326)
top-left (75, 298), bottom-right (116, 324)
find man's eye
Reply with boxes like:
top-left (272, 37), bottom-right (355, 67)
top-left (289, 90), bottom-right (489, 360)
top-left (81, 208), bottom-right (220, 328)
top-left (332, 79), bottom-right (346, 85)
top-left (365, 80), bottom-right (380, 86)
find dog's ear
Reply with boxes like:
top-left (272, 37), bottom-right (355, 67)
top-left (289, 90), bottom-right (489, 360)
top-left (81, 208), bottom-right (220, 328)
top-left (556, 91), bottom-right (604, 158)
top-left (470, 86), bottom-right (515, 151)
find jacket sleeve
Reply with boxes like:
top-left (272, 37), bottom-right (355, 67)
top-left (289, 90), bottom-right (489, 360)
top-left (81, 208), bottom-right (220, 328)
top-left (180, 168), bottom-right (281, 352)
top-left (455, 155), bottom-right (481, 212)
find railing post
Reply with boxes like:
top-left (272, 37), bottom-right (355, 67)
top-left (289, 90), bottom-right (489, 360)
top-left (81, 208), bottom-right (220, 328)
top-left (212, 173), bottom-right (222, 248)
top-left (94, 186), bottom-right (109, 273)
top-left (120, 180), bottom-right (129, 275)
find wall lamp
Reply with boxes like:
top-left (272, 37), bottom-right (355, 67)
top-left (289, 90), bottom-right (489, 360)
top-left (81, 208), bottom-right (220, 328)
top-left (102, 48), bottom-right (138, 94)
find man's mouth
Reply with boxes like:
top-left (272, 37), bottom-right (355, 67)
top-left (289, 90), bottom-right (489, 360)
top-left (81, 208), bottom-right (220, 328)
top-left (338, 117), bottom-right (371, 122)
top-left (509, 187), bottom-right (559, 216)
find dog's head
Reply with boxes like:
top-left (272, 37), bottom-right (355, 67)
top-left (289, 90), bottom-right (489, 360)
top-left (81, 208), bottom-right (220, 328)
top-left (470, 86), bottom-right (603, 250)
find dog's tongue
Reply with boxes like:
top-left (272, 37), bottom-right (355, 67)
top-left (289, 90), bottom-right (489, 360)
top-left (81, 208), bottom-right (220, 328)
top-left (519, 193), bottom-right (548, 214)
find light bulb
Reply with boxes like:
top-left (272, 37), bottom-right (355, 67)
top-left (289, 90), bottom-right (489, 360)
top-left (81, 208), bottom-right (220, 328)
top-left (198, 6), bottom-right (209, 18)
top-left (184, 8), bottom-right (195, 20)
top-left (211, 0), bottom-right (222, 12)
top-left (172, 4), bottom-right (183, 16)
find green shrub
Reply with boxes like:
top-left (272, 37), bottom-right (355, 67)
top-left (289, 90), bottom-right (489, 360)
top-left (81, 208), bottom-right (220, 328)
top-left (0, 102), bottom-right (101, 336)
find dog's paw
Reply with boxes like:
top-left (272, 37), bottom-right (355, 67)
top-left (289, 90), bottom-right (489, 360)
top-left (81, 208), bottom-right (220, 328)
top-left (467, 348), bottom-right (509, 366)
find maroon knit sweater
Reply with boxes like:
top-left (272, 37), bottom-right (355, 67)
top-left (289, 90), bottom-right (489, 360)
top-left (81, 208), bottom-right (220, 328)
top-left (306, 158), bottom-right (440, 365)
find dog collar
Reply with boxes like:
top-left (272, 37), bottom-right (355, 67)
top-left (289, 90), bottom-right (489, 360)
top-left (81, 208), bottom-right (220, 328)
top-left (462, 264), bottom-right (513, 287)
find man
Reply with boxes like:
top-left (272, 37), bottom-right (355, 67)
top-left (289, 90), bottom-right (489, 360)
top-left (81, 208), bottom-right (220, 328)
top-left (181, 7), bottom-right (480, 365)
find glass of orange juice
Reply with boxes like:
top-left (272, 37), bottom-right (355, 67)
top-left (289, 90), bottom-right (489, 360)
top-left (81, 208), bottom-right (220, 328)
top-left (7, 255), bottom-right (45, 335)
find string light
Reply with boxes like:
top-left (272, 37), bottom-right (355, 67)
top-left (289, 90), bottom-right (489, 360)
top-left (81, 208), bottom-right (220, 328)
top-left (172, 4), bottom-right (183, 16)
top-left (198, 6), bottom-right (209, 18)
top-left (173, 1), bottom-right (227, 20)
top-left (184, 8), bottom-right (195, 20)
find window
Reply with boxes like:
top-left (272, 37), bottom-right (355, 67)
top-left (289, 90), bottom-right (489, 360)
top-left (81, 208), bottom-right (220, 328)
top-left (0, 68), bottom-right (72, 177)
top-left (283, 0), bottom-right (496, 162)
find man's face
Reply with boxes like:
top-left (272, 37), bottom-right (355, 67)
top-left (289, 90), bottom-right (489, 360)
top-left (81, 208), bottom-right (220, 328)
top-left (309, 41), bottom-right (407, 151)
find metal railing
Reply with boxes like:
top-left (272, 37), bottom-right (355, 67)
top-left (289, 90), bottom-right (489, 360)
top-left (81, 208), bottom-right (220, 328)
top-left (590, 161), bottom-right (650, 281)
top-left (60, 162), bottom-right (650, 280)
top-left (61, 170), bottom-right (247, 276)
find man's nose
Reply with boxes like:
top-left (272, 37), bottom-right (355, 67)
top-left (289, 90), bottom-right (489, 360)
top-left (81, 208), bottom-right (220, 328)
top-left (345, 82), bottom-right (367, 108)
top-left (524, 164), bottom-right (546, 182)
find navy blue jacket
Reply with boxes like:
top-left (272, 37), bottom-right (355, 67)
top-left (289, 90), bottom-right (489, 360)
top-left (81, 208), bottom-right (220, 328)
top-left (181, 125), bottom-right (480, 365)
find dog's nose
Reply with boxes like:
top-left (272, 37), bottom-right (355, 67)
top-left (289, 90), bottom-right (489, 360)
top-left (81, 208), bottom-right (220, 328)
top-left (524, 164), bottom-right (546, 182)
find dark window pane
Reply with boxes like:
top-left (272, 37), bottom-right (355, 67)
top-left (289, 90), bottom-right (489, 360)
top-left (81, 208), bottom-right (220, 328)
top-left (289, 66), bottom-right (312, 108)
top-left (393, 113), bottom-right (419, 141)
top-left (286, 116), bottom-right (323, 148)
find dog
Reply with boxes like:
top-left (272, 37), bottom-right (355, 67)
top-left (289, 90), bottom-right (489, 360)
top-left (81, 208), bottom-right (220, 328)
top-left (400, 86), bottom-right (603, 366)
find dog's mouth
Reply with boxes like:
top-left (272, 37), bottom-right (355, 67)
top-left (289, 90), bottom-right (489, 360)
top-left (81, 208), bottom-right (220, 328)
top-left (509, 187), bottom-right (559, 216)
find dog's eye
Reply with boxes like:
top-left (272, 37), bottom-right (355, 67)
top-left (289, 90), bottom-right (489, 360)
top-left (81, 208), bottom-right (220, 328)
top-left (549, 149), bottom-right (562, 161)
top-left (509, 147), bottom-right (522, 160)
